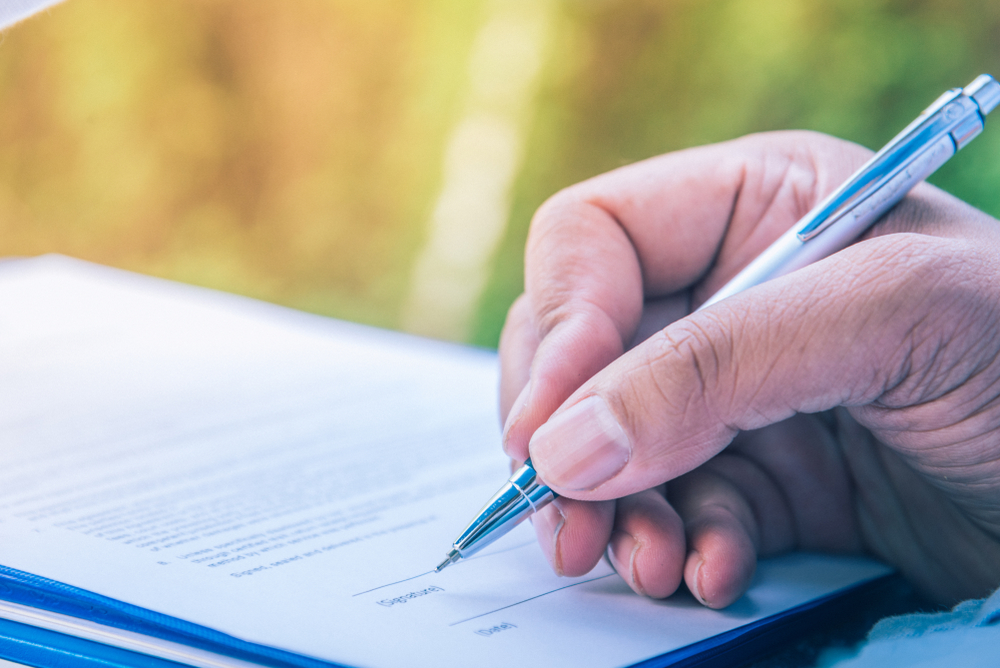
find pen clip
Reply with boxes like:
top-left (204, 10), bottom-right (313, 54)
top-left (796, 83), bottom-right (985, 243)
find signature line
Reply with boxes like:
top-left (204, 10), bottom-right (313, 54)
top-left (352, 571), bottom-right (435, 597)
top-left (448, 573), bottom-right (616, 626)
top-left (352, 540), bottom-right (535, 597)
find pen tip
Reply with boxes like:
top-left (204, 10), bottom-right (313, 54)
top-left (435, 549), bottom-right (460, 573)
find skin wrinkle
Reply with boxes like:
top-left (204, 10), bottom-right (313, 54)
top-left (871, 365), bottom-right (1000, 439)
top-left (864, 390), bottom-right (991, 434)
top-left (733, 306), bottom-right (800, 422)
top-left (898, 312), bottom-right (944, 397)
top-left (830, 243), bottom-right (967, 407)
top-left (783, 156), bottom-right (820, 222)
top-left (778, 261), bottom-right (880, 410)
top-left (770, 282), bottom-right (837, 367)
top-left (899, 434), bottom-right (1000, 458)
top-left (946, 303), bottom-right (1000, 383)
top-left (692, 157), bottom-right (747, 299)
top-left (892, 271), bottom-right (993, 403)
top-left (527, 202), bottom-right (642, 336)
top-left (556, 296), bottom-right (626, 347)
top-left (532, 287), bottom-right (625, 347)
top-left (675, 315), bottom-right (738, 427)
top-left (869, 407), bottom-right (1000, 469)
top-left (644, 326), bottom-right (710, 414)
top-left (583, 196), bottom-right (649, 296)
top-left (848, 278), bottom-right (988, 576)
top-left (942, 382), bottom-right (1000, 437)
top-left (697, 135), bottom-right (855, 304)
top-left (617, 329), bottom-right (742, 483)
top-left (958, 381), bottom-right (1000, 433)
top-left (905, 437), bottom-right (1000, 482)
top-left (874, 445), bottom-right (992, 600)
top-left (737, 155), bottom-right (792, 237)
top-left (741, 150), bottom-right (791, 238)
top-left (867, 350), bottom-right (1000, 433)
top-left (633, 359), bottom-right (694, 427)
top-left (834, 274), bottom-right (907, 401)
top-left (852, 412), bottom-right (1000, 601)
top-left (695, 171), bottom-right (773, 302)
top-left (765, 159), bottom-right (817, 229)
top-left (689, 310), bottom-right (805, 430)
top-left (733, 301), bottom-right (801, 418)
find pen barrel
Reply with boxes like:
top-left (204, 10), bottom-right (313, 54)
top-left (450, 463), bottom-right (554, 559)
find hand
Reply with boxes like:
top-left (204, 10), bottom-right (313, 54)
top-left (499, 130), bottom-right (1000, 608)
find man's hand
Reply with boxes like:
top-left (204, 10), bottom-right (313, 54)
top-left (499, 130), bottom-right (1000, 608)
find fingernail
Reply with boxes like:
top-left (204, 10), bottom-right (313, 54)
top-left (689, 556), bottom-right (707, 606)
top-left (528, 395), bottom-right (631, 491)
top-left (608, 530), bottom-right (644, 595)
top-left (531, 502), bottom-right (566, 576)
top-left (502, 381), bottom-right (532, 456)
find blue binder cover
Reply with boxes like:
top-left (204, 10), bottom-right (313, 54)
top-left (0, 563), bottom-right (897, 668)
top-left (0, 566), bottom-right (334, 668)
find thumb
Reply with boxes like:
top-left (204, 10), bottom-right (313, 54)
top-left (526, 232), bottom-right (989, 500)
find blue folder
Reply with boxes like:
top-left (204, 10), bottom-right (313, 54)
top-left (0, 563), bottom-right (898, 668)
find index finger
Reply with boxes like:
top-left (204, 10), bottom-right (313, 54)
top-left (501, 131), bottom-right (872, 461)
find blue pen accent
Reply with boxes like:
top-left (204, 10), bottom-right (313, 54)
top-left (436, 459), bottom-right (554, 572)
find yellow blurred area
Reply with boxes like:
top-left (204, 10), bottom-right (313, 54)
top-left (1, 0), bottom-right (999, 345)
top-left (0, 0), bottom-right (480, 329)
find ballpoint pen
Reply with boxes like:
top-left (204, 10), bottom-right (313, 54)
top-left (435, 73), bottom-right (1000, 573)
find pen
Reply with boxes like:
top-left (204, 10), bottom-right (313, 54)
top-left (435, 73), bottom-right (1000, 573)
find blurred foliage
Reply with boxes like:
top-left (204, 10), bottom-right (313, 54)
top-left (1, 0), bottom-right (998, 346)
top-left (474, 0), bottom-right (1000, 345)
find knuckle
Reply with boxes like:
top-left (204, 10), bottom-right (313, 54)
top-left (854, 235), bottom-right (1000, 407)
top-left (532, 292), bottom-right (613, 345)
top-left (526, 187), bottom-right (588, 250)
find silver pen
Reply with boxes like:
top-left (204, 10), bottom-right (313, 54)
top-left (436, 74), bottom-right (1000, 573)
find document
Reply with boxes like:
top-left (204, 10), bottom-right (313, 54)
top-left (0, 0), bottom-right (64, 31)
top-left (0, 256), bottom-right (891, 668)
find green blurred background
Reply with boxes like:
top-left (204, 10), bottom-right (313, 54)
top-left (1, 0), bottom-right (998, 347)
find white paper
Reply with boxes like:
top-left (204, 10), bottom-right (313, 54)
top-left (0, 256), bottom-right (891, 668)
top-left (0, 0), bottom-right (63, 31)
